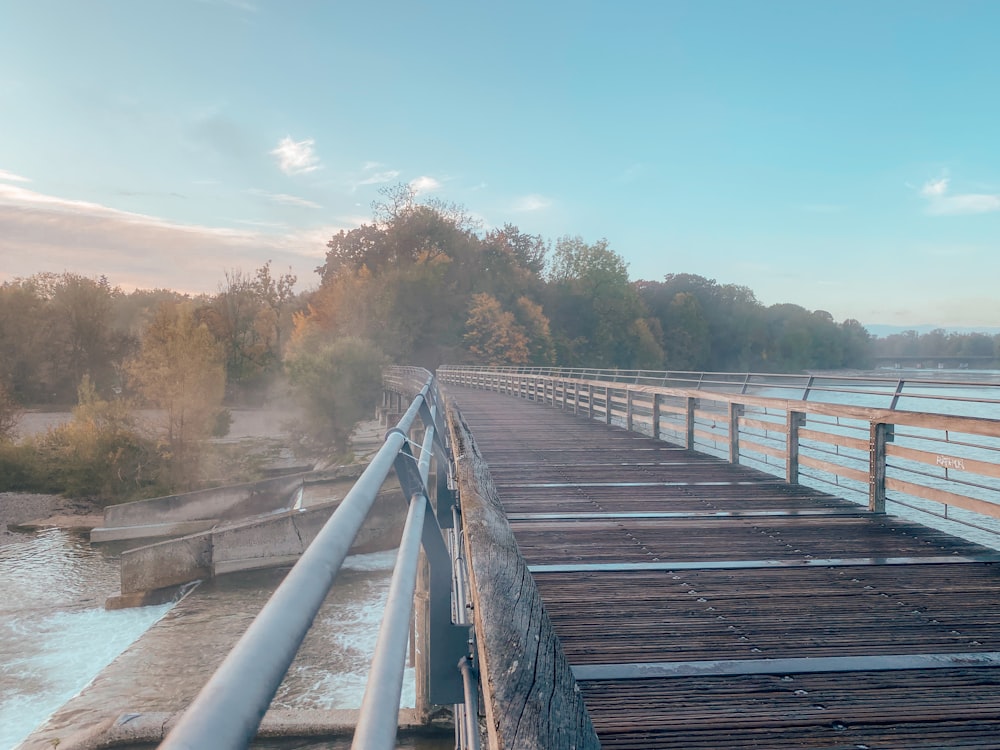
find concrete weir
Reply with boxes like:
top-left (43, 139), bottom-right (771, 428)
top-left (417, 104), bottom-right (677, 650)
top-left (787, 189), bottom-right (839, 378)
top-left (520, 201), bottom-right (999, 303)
top-left (97, 467), bottom-right (408, 608)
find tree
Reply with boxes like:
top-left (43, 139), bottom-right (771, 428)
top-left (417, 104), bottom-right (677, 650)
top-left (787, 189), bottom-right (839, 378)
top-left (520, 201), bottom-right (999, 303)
top-left (285, 337), bottom-right (386, 456)
top-left (464, 293), bottom-right (530, 365)
top-left (0, 381), bottom-right (21, 443)
top-left (545, 236), bottom-right (657, 367)
top-left (127, 302), bottom-right (226, 482)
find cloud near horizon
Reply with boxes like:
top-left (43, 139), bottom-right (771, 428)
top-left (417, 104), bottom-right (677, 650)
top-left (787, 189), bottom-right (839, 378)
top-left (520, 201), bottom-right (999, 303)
top-left (0, 168), bottom-right (30, 183)
top-left (409, 175), bottom-right (442, 194)
top-left (0, 183), bottom-right (348, 293)
top-left (513, 193), bottom-right (552, 212)
top-left (271, 136), bottom-right (321, 175)
top-left (920, 176), bottom-right (1000, 215)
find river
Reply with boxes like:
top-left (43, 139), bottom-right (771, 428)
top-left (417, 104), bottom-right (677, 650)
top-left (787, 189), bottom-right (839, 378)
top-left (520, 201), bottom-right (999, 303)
top-left (0, 526), bottom-right (409, 749)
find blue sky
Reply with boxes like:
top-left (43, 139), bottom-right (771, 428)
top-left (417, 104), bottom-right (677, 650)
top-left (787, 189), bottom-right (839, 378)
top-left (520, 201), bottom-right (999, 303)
top-left (1, 0), bottom-right (998, 329)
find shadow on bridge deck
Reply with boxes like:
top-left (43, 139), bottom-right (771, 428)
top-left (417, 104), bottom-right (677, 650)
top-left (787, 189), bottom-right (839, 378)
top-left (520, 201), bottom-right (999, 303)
top-left (447, 385), bottom-right (1000, 750)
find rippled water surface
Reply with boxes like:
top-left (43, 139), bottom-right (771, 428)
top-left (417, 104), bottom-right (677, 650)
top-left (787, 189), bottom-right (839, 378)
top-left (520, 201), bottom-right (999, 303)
top-left (0, 528), bottom-right (411, 750)
top-left (0, 529), bottom-right (170, 750)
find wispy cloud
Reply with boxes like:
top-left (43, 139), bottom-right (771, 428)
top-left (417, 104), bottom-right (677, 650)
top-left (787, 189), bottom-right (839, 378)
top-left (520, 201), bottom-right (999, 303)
top-left (920, 176), bottom-right (1000, 216)
top-left (409, 175), bottom-right (442, 194)
top-left (512, 194), bottom-right (552, 212)
top-left (196, 0), bottom-right (258, 12)
top-left (0, 183), bottom-right (357, 293)
top-left (271, 136), bottom-right (321, 175)
top-left (357, 170), bottom-right (400, 186)
top-left (921, 177), bottom-right (949, 198)
top-left (0, 169), bottom-right (30, 183)
top-left (246, 188), bottom-right (322, 209)
top-left (617, 163), bottom-right (647, 183)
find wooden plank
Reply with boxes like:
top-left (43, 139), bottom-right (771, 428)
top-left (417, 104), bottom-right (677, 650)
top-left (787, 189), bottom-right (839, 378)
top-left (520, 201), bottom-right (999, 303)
top-left (694, 428), bottom-right (726, 444)
top-left (887, 477), bottom-right (1000, 520)
top-left (740, 437), bottom-right (786, 460)
top-left (799, 427), bottom-right (869, 452)
top-left (888, 443), bottom-right (1000, 480)
top-left (739, 416), bottom-right (785, 433)
top-left (443, 392), bottom-right (600, 750)
top-left (799, 454), bottom-right (869, 484)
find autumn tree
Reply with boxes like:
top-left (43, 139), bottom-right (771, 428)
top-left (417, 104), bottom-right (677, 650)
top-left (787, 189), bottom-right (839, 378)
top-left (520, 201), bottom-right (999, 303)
top-left (464, 293), bottom-right (530, 365)
top-left (127, 302), bottom-right (226, 483)
top-left (0, 381), bottom-right (21, 443)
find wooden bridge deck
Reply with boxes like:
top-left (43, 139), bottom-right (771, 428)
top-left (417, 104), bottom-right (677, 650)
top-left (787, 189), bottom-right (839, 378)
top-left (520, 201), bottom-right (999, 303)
top-left (447, 385), bottom-right (1000, 749)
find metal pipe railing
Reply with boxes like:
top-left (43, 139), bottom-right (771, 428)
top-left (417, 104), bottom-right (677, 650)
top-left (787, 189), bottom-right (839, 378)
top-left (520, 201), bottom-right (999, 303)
top-left (161, 375), bottom-right (441, 750)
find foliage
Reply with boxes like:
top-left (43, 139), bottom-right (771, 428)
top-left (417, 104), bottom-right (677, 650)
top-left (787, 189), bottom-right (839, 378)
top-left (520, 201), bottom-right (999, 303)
top-left (0, 381), bottom-right (22, 443)
top-left (127, 302), bottom-right (226, 485)
top-left (545, 236), bottom-right (663, 368)
top-left (199, 261), bottom-right (299, 402)
top-left (464, 293), bottom-right (530, 365)
top-left (15, 376), bottom-right (167, 503)
top-left (285, 336), bottom-right (386, 456)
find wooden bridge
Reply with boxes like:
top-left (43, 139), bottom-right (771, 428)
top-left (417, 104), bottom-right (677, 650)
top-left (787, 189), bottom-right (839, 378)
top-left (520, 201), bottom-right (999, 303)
top-left (441, 370), bottom-right (1000, 749)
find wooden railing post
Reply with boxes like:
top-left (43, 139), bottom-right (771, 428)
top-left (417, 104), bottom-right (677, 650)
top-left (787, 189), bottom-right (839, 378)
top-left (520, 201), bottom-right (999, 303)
top-left (786, 411), bottom-right (805, 484)
top-left (606, 387), bottom-right (613, 425)
top-left (686, 397), bottom-right (696, 449)
top-left (869, 422), bottom-right (893, 513)
top-left (587, 384), bottom-right (595, 419)
top-left (651, 393), bottom-right (661, 440)
top-left (573, 382), bottom-right (580, 415)
top-left (728, 403), bottom-right (743, 464)
top-left (626, 390), bottom-right (634, 432)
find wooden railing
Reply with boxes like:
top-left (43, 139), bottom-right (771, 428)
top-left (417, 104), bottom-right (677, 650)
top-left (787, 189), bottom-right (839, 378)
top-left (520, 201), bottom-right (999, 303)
top-left (439, 367), bottom-right (1000, 542)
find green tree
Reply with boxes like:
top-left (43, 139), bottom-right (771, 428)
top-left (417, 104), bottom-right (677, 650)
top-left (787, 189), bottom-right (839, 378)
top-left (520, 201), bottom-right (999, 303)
top-left (545, 236), bottom-right (659, 367)
top-left (285, 336), bottom-right (386, 456)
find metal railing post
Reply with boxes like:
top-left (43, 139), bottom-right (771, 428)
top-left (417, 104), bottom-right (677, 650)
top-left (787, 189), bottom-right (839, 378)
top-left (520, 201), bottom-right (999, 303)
top-left (786, 411), bottom-right (805, 484)
top-left (728, 403), bottom-right (743, 464)
top-left (869, 422), bottom-right (894, 513)
top-left (686, 397), bottom-right (696, 449)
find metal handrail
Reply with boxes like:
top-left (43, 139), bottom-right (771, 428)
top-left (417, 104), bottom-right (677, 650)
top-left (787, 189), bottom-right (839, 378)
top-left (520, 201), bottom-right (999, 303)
top-left (161, 370), bottom-right (466, 750)
top-left (439, 365), bottom-right (1000, 418)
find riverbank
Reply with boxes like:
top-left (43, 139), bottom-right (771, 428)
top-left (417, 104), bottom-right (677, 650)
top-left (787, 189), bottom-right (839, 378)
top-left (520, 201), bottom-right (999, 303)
top-left (0, 492), bottom-right (105, 545)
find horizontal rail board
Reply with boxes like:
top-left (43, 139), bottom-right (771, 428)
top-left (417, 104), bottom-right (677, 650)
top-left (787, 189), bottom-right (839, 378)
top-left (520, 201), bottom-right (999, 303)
top-left (887, 477), bottom-right (1000, 520)
top-left (799, 454), bottom-right (869, 484)
top-left (740, 438), bottom-right (786, 460)
top-left (799, 427), bottom-right (869, 452)
top-left (888, 443), bottom-right (1000, 480)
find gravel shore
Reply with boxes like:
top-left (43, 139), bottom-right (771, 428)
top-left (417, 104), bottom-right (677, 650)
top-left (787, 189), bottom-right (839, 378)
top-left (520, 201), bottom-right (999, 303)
top-left (0, 492), bottom-right (102, 545)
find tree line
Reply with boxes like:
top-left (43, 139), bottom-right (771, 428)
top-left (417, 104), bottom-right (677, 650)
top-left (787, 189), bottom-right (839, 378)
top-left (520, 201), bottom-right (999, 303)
top-left (2, 185), bottom-right (997, 502)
